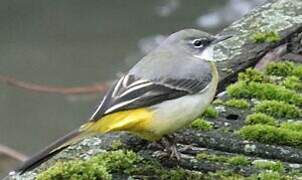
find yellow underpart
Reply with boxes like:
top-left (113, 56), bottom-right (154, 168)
top-left (81, 108), bottom-right (160, 141)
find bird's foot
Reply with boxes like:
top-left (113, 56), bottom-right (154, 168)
top-left (169, 143), bottom-right (181, 160)
top-left (147, 141), bottom-right (165, 150)
top-left (158, 135), bottom-right (181, 161)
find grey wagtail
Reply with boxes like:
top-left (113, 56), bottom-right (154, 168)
top-left (11, 29), bottom-right (231, 175)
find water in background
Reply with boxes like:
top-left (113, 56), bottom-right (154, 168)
top-left (0, 0), bottom-right (264, 156)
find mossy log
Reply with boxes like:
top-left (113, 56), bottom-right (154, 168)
top-left (215, 0), bottom-right (302, 92)
top-left (12, 0), bottom-right (302, 179)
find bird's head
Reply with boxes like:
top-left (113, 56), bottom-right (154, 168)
top-left (161, 29), bottom-right (232, 62)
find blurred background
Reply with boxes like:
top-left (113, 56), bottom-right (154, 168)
top-left (0, 0), bottom-right (265, 176)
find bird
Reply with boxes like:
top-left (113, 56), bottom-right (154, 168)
top-left (10, 29), bottom-right (231, 176)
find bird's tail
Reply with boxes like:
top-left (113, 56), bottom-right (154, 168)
top-left (9, 108), bottom-right (152, 177)
top-left (13, 128), bottom-right (92, 175)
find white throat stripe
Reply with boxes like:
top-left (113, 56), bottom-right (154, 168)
top-left (194, 46), bottom-right (214, 61)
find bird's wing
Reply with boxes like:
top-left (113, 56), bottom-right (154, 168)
top-left (89, 73), bottom-right (212, 121)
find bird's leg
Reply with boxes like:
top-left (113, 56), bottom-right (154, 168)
top-left (159, 135), bottom-right (181, 160)
top-left (147, 141), bottom-right (165, 150)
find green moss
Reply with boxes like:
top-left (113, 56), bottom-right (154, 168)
top-left (66, 153), bottom-right (196, 180)
top-left (159, 168), bottom-right (194, 180)
top-left (293, 65), bottom-right (302, 79)
top-left (245, 113), bottom-right (276, 126)
top-left (206, 170), bottom-right (244, 180)
top-left (280, 122), bottom-right (302, 132)
top-left (130, 161), bottom-right (203, 180)
top-left (227, 82), bottom-right (302, 106)
top-left (191, 118), bottom-right (213, 131)
top-left (253, 160), bottom-right (284, 172)
top-left (283, 76), bottom-right (302, 91)
top-left (197, 152), bottom-right (250, 166)
top-left (93, 150), bottom-right (141, 173)
top-left (126, 160), bottom-right (159, 175)
top-left (286, 171), bottom-right (302, 178)
top-left (238, 68), bottom-right (266, 83)
top-left (266, 61), bottom-right (294, 77)
top-left (264, 61), bottom-right (302, 80)
top-left (253, 171), bottom-right (283, 180)
top-left (224, 99), bottom-right (250, 109)
top-left (203, 106), bottom-right (219, 118)
top-left (110, 140), bottom-right (123, 150)
top-left (37, 150), bottom-right (142, 180)
top-left (254, 100), bottom-right (301, 118)
top-left (212, 99), bottom-right (224, 105)
top-left (251, 31), bottom-right (281, 43)
top-left (196, 152), bottom-right (228, 163)
top-left (239, 124), bottom-right (302, 148)
top-left (36, 159), bottom-right (111, 180)
top-left (227, 155), bottom-right (250, 166)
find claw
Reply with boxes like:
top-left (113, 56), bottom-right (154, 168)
top-left (157, 135), bottom-right (181, 160)
top-left (169, 144), bottom-right (181, 160)
top-left (147, 141), bottom-right (165, 150)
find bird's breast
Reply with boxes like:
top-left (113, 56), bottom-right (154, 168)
top-left (149, 77), bottom-right (218, 137)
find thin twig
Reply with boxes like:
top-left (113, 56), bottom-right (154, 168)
top-left (282, 53), bottom-right (302, 63)
top-left (0, 144), bottom-right (27, 161)
top-left (255, 43), bottom-right (288, 70)
top-left (0, 75), bottom-right (109, 95)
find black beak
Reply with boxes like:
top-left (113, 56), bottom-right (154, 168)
top-left (211, 34), bottom-right (233, 44)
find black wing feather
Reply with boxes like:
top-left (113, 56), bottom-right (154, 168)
top-left (89, 74), bottom-right (211, 121)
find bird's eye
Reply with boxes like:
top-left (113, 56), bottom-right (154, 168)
top-left (192, 38), bottom-right (208, 48)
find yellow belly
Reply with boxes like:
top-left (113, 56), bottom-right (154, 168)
top-left (81, 108), bottom-right (162, 141)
